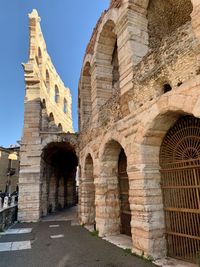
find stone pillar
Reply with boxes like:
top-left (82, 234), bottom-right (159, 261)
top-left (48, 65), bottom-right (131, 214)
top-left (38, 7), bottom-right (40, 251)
top-left (95, 177), bottom-right (120, 237)
top-left (116, 3), bottom-right (149, 95)
top-left (80, 178), bottom-right (95, 225)
top-left (128, 143), bottom-right (166, 259)
top-left (18, 97), bottom-right (42, 222)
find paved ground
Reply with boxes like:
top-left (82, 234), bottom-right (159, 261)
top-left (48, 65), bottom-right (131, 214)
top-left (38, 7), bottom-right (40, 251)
top-left (0, 212), bottom-right (156, 267)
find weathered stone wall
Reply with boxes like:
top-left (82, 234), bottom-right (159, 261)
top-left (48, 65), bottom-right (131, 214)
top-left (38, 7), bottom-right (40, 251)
top-left (78, 0), bottom-right (200, 261)
top-left (147, 0), bottom-right (193, 49)
top-left (19, 10), bottom-right (74, 222)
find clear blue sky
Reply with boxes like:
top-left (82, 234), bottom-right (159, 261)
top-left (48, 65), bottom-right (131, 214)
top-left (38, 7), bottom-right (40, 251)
top-left (0, 0), bottom-right (109, 147)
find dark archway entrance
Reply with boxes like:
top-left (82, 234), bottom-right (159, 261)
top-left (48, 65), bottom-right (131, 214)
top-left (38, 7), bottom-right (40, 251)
top-left (160, 116), bottom-right (200, 263)
top-left (98, 140), bottom-right (131, 237)
top-left (118, 149), bottom-right (131, 236)
top-left (41, 142), bottom-right (78, 215)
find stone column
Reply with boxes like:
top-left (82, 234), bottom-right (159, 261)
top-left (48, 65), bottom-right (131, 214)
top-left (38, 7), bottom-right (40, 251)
top-left (128, 143), bottom-right (166, 259)
top-left (95, 177), bottom-right (120, 237)
top-left (116, 3), bottom-right (149, 95)
top-left (18, 97), bottom-right (42, 222)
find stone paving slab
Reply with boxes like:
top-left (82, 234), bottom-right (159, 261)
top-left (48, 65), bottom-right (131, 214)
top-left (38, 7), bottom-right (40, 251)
top-left (0, 241), bottom-right (31, 252)
top-left (50, 234), bottom-right (64, 239)
top-left (49, 225), bottom-right (60, 228)
top-left (0, 228), bottom-right (32, 235)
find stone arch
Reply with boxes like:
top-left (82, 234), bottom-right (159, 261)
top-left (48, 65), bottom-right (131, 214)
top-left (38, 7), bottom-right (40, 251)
top-left (46, 69), bottom-right (50, 92)
top-left (41, 99), bottom-right (48, 131)
top-left (63, 98), bottom-right (67, 114)
top-left (49, 112), bottom-right (54, 122)
top-left (99, 132), bottom-right (128, 163)
top-left (133, 105), bottom-right (198, 258)
top-left (147, 0), bottom-right (193, 49)
top-left (40, 141), bottom-right (78, 215)
top-left (58, 123), bottom-right (63, 132)
top-left (97, 139), bottom-right (131, 238)
top-left (54, 85), bottom-right (59, 103)
top-left (93, 18), bottom-right (119, 110)
top-left (79, 62), bottom-right (92, 129)
top-left (48, 112), bottom-right (57, 131)
top-left (81, 153), bottom-right (95, 225)
top-left (37, 47), bottom-right (42, 64)
top-left (42, 134), bottom-right (79, 160)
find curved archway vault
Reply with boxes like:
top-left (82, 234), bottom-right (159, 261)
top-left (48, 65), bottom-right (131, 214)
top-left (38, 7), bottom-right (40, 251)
top-left (96, 140), bottom-right (131, 237)
top-left (40, 142), bottom-right (78, 216)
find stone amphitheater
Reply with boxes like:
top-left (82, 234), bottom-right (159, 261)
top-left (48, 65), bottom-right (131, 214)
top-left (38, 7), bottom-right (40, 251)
top-left (19, 0), bottom-right (200, 264)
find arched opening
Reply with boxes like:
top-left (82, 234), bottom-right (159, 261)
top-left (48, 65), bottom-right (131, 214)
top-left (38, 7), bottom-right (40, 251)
top-left (63, 98), bottom-right (67, 114)
top-left (97, 140), bottom-right (131, 237)
top-left (54, 85), bottom-right (59, 103)
top-left (112, 41), bottom-right (119, 89)
top-left (160, 115), bottom-right (200, 263)
top-left (80, 62), bottom-right (92, 129)
top-left (38, 47), bottom-right (42, 64)
top-left (163, 83), bottom-right (172, 94)
top-left (82, 154), bottom-right (95, 225)
top-left (58, 123), bottom-right (63, 132)
top-left (95, 20), bottom-right (118, 108)
top-left (48, 112), bottom-right (57, 131)
top-left (118, 149), bottom-right (131, 236)
top-left (139, 110), bottom-right (200, 259)
top-left (147, 0), bottom-right (193, 49)
top-left (46, 70), bottom-right (50, 92)
top-left (41, 142), bottom-right (78, 215)
top-left (41, 99), bottom-right (48, 131)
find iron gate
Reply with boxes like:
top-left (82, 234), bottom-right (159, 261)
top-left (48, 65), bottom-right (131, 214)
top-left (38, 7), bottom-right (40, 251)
top-left (160, 116), bottom-right (200, 263)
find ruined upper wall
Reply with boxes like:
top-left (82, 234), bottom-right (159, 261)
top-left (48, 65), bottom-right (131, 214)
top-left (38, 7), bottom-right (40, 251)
top-left (79, 0), bottom-right (200, 132)
top-left (24, 9), bottom-right (73, 133)
top-left (147, 0), bottom-right (193, 49)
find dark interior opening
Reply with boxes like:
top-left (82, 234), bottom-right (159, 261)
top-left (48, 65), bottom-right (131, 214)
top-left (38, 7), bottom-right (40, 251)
top-left (163, 84), bottom-right (172, 94)
top-left (41, 142), bottom-right (78, 215)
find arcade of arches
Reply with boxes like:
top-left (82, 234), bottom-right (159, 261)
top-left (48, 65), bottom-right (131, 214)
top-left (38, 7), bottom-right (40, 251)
top-left (78, 0), bottom-right (200, 264)
top-left (80, 115), bottom-right (200, 263)
top-left (18, 0), bottom-right (200, 265)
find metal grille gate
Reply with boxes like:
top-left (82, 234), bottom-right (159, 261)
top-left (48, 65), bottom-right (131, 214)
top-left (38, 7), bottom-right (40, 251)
top-left (160, 116), bottom-right (200, 263)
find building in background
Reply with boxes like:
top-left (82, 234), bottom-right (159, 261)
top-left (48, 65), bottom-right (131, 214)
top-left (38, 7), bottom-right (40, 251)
top-left (17, 0), bottom-right (200, 265)
top-left (0, 146), bottom-right (20, 193)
